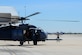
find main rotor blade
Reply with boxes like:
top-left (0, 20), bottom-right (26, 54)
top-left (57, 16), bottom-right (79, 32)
top-left (25, 12), bottom-right (40, 18)
top-left (52, 20), bottom-right (80, 22)
top-left (38, 19), bottom-right (80, 22)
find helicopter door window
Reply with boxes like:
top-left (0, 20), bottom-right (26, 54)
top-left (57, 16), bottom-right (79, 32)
top-left (23, 30), bottom-right (27, 37)
top-left (24, 30), bottom-right (30, 38)
top-left (23, 30), bottom-right (26, 34)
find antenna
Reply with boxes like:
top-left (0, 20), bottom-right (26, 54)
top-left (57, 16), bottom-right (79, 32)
top-left (23, 5), bottom-right (27, 24)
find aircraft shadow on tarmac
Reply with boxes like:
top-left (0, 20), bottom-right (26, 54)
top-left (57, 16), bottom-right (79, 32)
top-left (0, 44), bottom-right (46, 47)
top-left (0, 38), bottom-right (62, 47)
top-left (0, 44), bottom-right (34, 48)
top-left (46, 38), bottom-right (63, 41)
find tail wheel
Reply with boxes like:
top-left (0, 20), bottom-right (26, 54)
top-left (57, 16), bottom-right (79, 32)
top-left (20, 41), bottom-right (24, 46)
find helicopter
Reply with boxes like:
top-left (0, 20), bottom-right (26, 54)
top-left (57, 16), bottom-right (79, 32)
top-left (0, 6), bottom-right (47, 46)
top-left (0, 6), bottom-right (80, 45)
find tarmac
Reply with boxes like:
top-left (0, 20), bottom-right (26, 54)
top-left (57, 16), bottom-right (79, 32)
top-left (0, 34), bottom-right (82, 55)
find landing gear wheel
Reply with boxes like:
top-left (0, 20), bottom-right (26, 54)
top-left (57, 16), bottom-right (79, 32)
top-left (20, 41), bottom-right (24, 46)
top-left (33, 40), bottom-right (37, 45)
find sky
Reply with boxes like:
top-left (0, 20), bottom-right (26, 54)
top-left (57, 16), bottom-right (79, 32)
top-left (0, 0), bottom-right (82, 33)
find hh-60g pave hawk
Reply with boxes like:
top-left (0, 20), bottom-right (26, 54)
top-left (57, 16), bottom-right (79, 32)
top-left (0, 6), bottom-right (47, 46)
